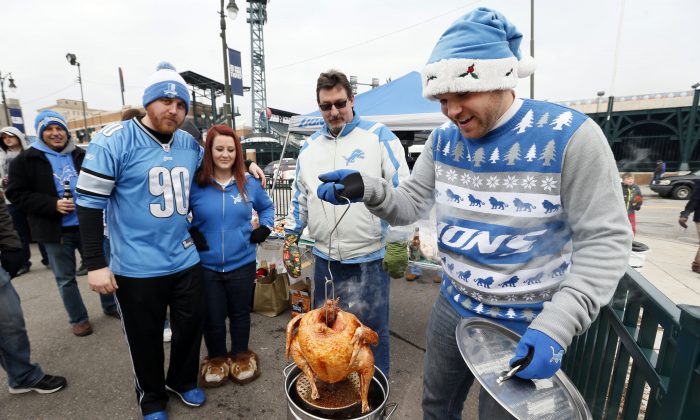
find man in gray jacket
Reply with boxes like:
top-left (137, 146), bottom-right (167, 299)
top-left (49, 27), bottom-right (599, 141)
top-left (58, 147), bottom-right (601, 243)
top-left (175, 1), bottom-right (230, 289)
top-left (316, 8), bottom-right (632, 419)
top-left (284, 70), bottom-right (409, 378)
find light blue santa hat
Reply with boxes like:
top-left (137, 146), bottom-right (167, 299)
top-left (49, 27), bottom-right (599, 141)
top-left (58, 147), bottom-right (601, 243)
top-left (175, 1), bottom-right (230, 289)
top-left (142, 62), bottom-right (190, 113)
top-left (34, 110), bottom-right (71, 140)
top-left (422, 7), bottom-right (535, 99)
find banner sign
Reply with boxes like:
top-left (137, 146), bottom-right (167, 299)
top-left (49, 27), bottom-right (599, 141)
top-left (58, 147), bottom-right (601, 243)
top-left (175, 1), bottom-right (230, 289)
top-left (228, 48), bottom-right (243, 96)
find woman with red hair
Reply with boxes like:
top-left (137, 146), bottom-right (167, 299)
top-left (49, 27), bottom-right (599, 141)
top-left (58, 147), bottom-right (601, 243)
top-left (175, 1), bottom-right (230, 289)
top-left (189, 125), bottom-right (273, 387)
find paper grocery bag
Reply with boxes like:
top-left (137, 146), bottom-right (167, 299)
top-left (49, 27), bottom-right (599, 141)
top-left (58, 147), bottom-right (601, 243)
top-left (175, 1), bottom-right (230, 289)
top-left (253, 272), bottom-right (290, 317)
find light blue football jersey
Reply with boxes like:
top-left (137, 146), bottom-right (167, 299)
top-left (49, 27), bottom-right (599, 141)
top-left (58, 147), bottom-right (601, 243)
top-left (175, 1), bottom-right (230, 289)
top-left (76, 118), bottom-right (203, 278)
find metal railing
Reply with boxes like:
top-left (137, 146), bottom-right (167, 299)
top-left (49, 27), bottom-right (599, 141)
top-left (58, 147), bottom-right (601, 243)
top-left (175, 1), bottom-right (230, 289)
top-left (266, 177), bottom-right (293, 219)
top-left (562, 268), bottom-right (700, 419)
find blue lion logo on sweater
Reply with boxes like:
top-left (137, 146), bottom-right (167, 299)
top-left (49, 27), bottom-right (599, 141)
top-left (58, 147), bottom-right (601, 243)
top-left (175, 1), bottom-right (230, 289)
top-left (343, 149), bottom-right (365, 165)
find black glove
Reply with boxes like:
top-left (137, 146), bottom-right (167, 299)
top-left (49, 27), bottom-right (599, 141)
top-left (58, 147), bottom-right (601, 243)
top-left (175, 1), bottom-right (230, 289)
top-left (1, 248), bottom-right (25, 278)
top-left (317, 170), bottom-right (364, 204)
top-left (188, 227), bottom-right (209, 251)
top-left (679, 216), bottom-right (689, 229)
top-left (250, 226), bottom-right (271, 244)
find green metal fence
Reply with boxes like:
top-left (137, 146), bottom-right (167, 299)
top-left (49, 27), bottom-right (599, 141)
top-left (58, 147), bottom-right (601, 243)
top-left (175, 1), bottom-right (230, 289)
top-left (266, 178), bottom-right (293, 219)
top-left (562, 268), bottom-right (700, 419)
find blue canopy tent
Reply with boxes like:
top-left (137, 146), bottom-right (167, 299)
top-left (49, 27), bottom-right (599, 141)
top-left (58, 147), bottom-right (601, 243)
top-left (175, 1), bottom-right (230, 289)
top-left (287, 71), bottom-right (446, 134)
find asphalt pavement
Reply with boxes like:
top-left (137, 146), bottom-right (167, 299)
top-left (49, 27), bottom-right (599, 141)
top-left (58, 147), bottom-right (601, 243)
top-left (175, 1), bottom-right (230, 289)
top-left (0, 244), bottom-right (469, 420)
top-left (1, 188), bottom-right (698, 419)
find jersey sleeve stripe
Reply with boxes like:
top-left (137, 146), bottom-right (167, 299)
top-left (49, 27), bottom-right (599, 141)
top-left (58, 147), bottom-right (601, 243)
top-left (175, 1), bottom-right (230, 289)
top-left (81, 166), bottom-right (115, 181)
top-left (76, 187), bottom-right (110, 198)
top-left (77, 170), bottom-right (115, 197)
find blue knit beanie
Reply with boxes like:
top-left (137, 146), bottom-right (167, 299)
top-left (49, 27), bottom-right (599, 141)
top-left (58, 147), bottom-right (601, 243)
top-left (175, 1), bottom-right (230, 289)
top-left (422, 7), bottom-right (536, 99)
top-left (142, 62), bottom-right (190, 113)
top-left (35, 110), bottom-right (71, 140)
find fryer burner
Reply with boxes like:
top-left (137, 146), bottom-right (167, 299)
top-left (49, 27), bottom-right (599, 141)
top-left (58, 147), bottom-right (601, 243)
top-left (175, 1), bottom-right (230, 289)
top-left (295, 372), bottom-right (361, 412)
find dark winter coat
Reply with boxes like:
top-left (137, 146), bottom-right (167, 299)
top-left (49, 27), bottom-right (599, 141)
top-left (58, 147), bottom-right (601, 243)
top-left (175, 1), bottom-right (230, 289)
top-left (681, 179), bottom-right (700, 223)
top-left (0, 200), bottom-right (21, 250)
top-left (5, 146), bottom-right (85, 243)
top-left (621, 183), bottom-right (643, 215)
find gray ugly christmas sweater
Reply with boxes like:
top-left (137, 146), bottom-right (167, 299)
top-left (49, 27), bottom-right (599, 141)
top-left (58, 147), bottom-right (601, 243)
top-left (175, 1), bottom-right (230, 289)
top-left (361, 98), bottom-right (632, 347)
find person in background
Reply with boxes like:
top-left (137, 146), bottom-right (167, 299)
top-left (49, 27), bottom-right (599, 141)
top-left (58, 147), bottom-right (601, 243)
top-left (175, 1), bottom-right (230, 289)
top-left (678, 179), bottom-right (700, 274)
top-left (0, 198), bottom-right (67, 395)
top-left (6, 111), bottom-right (118, 338)
top-left (1, 128), bottom-right (86, 277)
top-left (1, 126), bottom-right (33, 275)
top-left (283, 69), bottom-right (409, 378)
top-left (652, 160), bottom-right (666, 183)
top-left (189, 124), bottom-right (274, 387)
top-left (621, 172), bottom-right (643, 235)
top-left (316, 8), bottom-right (632, 419)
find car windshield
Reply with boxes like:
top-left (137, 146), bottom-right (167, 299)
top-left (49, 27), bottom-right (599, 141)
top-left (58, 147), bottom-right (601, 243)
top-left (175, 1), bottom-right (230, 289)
top-left (264, 159), bottom-right (296, 175)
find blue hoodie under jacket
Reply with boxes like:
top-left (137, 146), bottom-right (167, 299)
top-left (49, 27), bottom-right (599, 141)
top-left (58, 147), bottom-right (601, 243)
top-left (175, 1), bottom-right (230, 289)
top-left (190, 174), bottom-right (274, 272)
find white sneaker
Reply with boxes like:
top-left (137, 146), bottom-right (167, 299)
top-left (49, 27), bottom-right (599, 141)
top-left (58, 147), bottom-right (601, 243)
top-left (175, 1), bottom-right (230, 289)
top-left (163, 327), bottom-right (172, 342)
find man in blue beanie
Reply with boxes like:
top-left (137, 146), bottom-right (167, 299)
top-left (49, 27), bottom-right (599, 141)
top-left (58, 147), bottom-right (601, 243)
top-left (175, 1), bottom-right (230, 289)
top-left (315, 8), bottom-right (632, 418)
top-left (6, 110), bottom-right (118, 337)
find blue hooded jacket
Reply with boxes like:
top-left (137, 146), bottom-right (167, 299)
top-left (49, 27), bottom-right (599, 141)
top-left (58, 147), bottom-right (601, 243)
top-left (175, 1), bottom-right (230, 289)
top-left (189, 174), bottom-right (274, 272)
top-left (31, 139), bottom-right (79, 227)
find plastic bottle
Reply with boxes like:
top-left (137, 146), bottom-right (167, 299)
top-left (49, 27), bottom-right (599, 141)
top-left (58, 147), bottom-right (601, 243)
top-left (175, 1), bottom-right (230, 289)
top-left (268, 263), bottom-right (277, 283)
top-left (409, 227), bottom-right (421, 261)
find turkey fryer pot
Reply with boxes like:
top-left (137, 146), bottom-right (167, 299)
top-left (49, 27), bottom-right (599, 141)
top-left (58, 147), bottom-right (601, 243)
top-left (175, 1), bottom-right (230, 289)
top-left (284, 364), bottom-right (397, 420)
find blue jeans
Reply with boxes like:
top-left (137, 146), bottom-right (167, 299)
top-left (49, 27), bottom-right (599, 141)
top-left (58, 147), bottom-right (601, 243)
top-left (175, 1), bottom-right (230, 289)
top-left (0, 267), bottom-right (45, 388)
top-left (202, 263), bottom-right (257, 357)
top-left (313, 256), bottom-right (390, 378)
top-left (422, 295), bottom-right (515, 420)
top-left (42, 230), bottom-right (116, 325)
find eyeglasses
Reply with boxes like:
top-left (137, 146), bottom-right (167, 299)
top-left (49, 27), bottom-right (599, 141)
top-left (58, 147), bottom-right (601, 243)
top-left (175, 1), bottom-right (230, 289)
top-left (318, 99), bottom-right (348, 112)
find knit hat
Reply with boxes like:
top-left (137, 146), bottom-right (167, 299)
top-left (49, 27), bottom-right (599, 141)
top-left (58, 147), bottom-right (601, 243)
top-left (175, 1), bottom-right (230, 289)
top-left (34, 110), bottom-right (71, 140)
top-left (142, 62), bottom-right (190, 113)
top-left (422, 7), bottom-right (535, 99)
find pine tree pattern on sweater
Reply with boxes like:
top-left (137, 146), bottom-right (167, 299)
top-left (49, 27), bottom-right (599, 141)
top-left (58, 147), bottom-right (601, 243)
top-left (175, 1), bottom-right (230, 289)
top-left (432, 99), bottom-right (588, 322)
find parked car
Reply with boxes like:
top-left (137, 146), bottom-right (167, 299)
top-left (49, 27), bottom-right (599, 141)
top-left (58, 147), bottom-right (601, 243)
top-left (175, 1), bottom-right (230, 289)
top-left (264, 158), bottom-right (296, 182)
top-left (650, 170), bottom-right (700, 199)
top-left (263, 158), bottom-right (296, 177)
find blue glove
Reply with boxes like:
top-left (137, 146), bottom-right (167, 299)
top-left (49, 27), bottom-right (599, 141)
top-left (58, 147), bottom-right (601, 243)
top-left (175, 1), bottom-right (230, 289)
top-left (510, 328), bottom-right (565, 380)
top-left (316, 169), bottom-right (364, 205)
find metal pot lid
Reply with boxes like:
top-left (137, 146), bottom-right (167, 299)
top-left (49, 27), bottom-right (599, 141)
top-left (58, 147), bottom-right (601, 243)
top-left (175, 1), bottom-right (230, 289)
top-left (456, 318), bottom-right (592, 420)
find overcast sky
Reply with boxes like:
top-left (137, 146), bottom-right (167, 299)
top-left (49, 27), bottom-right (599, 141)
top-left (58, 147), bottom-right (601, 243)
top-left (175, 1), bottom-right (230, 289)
top-left (2, 0), bottom-right (698, 135)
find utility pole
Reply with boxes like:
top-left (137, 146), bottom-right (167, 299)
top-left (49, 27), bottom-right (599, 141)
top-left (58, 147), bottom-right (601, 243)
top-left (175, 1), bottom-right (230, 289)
top-left (66, 53), bottom-right (90, 142)
top-left (220, 0), bottom-right (239, 129)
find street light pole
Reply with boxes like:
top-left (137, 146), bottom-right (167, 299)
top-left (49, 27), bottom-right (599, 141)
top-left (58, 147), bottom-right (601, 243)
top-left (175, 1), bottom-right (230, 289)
top-left (680, 83), bottom-right (700, 171)
top-left (0, 71), bottom-right (16, 127)
top-left (66, 53), bottom-right (90, 143)
top-left (220, 0), bottom-right (238, 130)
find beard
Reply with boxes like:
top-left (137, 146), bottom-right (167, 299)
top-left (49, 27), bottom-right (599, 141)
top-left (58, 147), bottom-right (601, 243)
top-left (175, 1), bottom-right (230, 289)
top-left (151, 115), bottom-right (182, 134)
